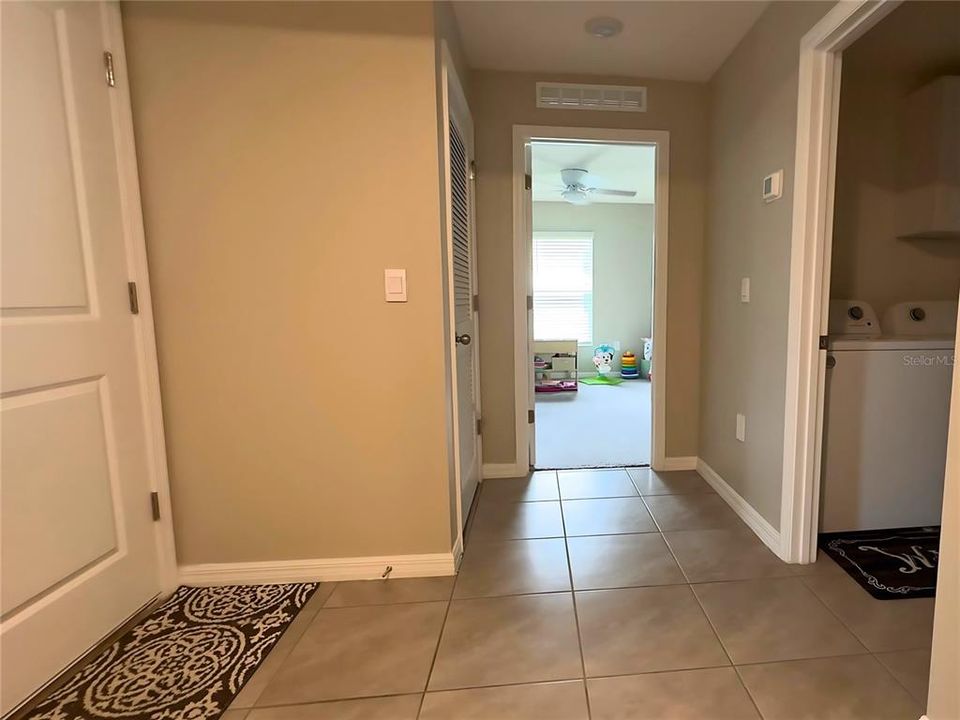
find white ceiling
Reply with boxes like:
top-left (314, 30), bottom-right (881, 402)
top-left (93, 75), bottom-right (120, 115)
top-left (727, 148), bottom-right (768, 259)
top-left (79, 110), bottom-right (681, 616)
top-left (532, 141), bottom-right (655, 204)
top-left (451, 1), bottom-right (768, 82)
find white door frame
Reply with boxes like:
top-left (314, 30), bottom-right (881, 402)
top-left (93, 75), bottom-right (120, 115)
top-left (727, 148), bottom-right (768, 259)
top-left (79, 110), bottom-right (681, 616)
top-left (106, 2), bottom-right (178, 589)
top-left (780, 0), bottom-right (901, 563)
top-left (512, 126), bottom-right (670, 473)
top-left (439, 41), bottom-right (480, 559)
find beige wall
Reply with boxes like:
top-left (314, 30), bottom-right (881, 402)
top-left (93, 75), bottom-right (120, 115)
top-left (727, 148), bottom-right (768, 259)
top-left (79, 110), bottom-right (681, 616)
top-left (830, 1), bottom-right (960, 318)
top-left (927, 302), bottom-right (960, 719)
top-left (122, 2), bottom-right (454, 564)
top-left (699, 2), bottom-right (833, 528)
top-left (533, 202), bottom-right (654, 371)
top-left (474, 70), bottom-right (707, 464)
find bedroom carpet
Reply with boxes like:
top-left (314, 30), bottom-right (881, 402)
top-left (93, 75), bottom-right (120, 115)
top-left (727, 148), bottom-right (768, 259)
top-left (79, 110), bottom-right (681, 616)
top-left (535, 379), bottom-right (651, 469)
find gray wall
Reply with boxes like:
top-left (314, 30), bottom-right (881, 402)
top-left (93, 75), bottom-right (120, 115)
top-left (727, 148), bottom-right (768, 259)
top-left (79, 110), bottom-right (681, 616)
top-left (533, 202), bottom-right (654, 371)
top-left (473, 70), bottom-right (708, 464)
top-left (699, 1), bottom-right (833, 528)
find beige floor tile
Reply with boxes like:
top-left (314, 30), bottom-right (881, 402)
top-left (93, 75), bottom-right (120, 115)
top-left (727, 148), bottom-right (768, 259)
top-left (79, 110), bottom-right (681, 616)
top-left (875, 649), bottom-right (931, 703)
top-left (420, 681), bottom-right (588, 719)
top-left (453, 538), bottom-right (570, 598)
top-left (222, 712), bottom-right (249, 720)
top-left (246, 695), bottom-right (421, 720)
top-left (576, 586), bottom-right (729, 677)
top-left (255, 601), bottom-right (446, 704)
top-left (627, 468), bottom-right (715, 496)
top-left (428, 594), bottom-right (582, 690)
top-left (642, 494), bottom-right (743, 531)
top-left (558, 469), bottom-right (639, 500)
top-left (588, 668), bottom-right (760, 720)
top-left (468, 500), bottom-right (564, 541)
top-left (802, 573), bottom-right (935, 652)
top-left (323, 576), bottom-right (454, 608)
top-left (737, 655), bottom-right (921, 720)
top-left (567, 533), bottom-right (684, 590)
top-left (692, 578), bottom-right (865, 664)
top-left (561, 497), bottom-right (657, 536)
top-left (228, 583), bottom-right (336, 709)
top-left (664, 528), bottom-right (795, 583)
top-left (481, 472), bottom-right (559, 503)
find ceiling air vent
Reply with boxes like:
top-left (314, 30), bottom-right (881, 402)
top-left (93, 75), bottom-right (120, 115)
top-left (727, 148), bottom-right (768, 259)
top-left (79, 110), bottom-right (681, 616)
top-left (536, 82), bottom-right (647, 113)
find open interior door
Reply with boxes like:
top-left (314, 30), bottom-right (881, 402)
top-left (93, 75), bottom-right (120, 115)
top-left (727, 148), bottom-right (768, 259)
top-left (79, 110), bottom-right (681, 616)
top-left (1, 2), bottom-right (165, 713)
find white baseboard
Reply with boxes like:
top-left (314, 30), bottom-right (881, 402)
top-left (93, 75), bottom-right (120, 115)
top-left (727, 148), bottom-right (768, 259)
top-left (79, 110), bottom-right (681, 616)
top-left (482, 462), bottom-right (528, 479)
top-left (696, 458), bottom-right (783, 558)
top-left (179, 551), bottom-right (457, 586)
top-left (658, 456), bottom-right (698, 471)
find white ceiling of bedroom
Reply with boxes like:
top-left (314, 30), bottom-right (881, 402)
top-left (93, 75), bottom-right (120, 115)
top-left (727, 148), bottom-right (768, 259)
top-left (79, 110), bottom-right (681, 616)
top-left (532, 142), bottom-right (656, 205)
top-left (451, 1), bottom-right (768, 82)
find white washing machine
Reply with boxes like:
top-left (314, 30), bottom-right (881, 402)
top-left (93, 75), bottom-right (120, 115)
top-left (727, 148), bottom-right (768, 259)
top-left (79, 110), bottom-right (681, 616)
top-left (820, 299), bottom-right (956, 533)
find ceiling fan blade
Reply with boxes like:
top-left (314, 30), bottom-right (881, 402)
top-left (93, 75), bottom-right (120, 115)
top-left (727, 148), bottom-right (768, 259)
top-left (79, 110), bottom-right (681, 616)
top-left (588, 188), bottom-right (637, 197)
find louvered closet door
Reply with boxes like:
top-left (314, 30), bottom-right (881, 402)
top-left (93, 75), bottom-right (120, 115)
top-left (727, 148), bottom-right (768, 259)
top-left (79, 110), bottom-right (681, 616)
top-left (1, 3), bottom-right (161, 713)
top-left (449, 114), bottom-right (480, 523)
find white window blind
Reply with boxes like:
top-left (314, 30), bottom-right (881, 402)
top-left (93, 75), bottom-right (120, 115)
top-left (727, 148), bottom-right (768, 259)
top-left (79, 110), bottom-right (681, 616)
top-left (532, 232), bottom-right (594, 343)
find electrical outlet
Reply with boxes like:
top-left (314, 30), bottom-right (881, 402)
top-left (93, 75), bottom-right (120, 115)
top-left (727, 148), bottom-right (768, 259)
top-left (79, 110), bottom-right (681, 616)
top-left (736, 413), bottom-right (746, 442)
top-left (740, 277), bottom-right (750, 303)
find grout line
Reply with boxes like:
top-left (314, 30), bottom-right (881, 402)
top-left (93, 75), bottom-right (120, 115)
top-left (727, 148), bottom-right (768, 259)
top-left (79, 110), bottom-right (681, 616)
top-left (558, 492), bottom-right (592, 719)
top-left (682, 578), bottom-right (766, 719)
top-left (415, 581), bottom-right (457, 717)
top-left (794, 574), bottom-right (873, 654)
top-left (871, 650), bottom-right (932, 706)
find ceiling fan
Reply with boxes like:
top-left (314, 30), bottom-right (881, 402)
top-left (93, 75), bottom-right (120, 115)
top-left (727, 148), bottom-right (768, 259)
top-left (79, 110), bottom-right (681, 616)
top-left (558, 168), bottom-right (637, 205)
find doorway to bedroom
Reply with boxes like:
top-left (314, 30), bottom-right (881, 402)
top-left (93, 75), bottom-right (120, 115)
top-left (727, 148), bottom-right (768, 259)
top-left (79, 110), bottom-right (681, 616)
top-left (529, 138), bottom-right (658, 469)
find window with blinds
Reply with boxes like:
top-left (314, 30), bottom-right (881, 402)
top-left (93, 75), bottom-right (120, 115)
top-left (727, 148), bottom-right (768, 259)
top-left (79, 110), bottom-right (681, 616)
top-left (532, 232), bottom-right (594, 343)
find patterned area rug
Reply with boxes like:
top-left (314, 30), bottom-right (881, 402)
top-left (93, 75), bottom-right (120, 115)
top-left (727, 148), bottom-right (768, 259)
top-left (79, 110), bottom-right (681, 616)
top-left (27, 583), bottom-right (318, 720)
top-left (819, 527), bottom-right (940, 600)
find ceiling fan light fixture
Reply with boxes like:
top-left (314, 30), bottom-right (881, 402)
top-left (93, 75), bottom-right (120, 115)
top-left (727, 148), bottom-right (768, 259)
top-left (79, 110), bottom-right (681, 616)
top-left (561, 188), bottom-right (590, 205)
top-left (584, 16), bottom-right (623, 39)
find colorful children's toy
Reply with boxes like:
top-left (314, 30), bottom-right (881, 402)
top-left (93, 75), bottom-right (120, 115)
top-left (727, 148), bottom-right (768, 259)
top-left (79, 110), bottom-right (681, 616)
top-left (620, 351), bottom-right (640, 379)
top-left (592, 345), bottom-right (616, 375)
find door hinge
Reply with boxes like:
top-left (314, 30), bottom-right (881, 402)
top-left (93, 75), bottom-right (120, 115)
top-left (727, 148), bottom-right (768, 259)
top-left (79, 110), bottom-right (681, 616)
top-left (150, 491), bottom-right (161, 521)
top-left (128, 282), bottom-right (140, 314)
top-left (818, 335), bottom-right (828, 350)
top-left (103, 51), bottom-right (116, 87)
top-left (526, 295), bottom-right (533, 311)
top-left (524, 173), bottom-right (532, 190)
top-left (476, 417), bottom-right (483, 435)
top-left (469, 160), bottom-right (477, 180)
top-left (472, 294), bottom-right (479, 312)
top-left (528, 409), bottom-right (535, 424)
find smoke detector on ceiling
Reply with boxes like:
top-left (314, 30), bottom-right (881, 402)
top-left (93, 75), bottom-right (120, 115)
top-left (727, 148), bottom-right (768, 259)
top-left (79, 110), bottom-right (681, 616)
top-left (584, 17), bottom-right (623, 38)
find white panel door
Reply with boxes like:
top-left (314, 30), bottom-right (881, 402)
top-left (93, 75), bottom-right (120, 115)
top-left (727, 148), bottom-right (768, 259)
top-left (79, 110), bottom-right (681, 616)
top-left (1, 2), bottom-right (162, 713)
top-left (448, 109), bottom-right (481, 524)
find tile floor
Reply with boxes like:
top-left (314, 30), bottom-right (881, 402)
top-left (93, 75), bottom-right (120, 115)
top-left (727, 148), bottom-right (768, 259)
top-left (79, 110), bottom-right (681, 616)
top-left (227, 468), bottom-right (935, 719)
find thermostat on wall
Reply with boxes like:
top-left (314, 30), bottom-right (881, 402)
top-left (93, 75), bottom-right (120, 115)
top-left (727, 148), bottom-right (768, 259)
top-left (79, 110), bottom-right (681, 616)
top-left (762, 170), bottom-right (783, 202)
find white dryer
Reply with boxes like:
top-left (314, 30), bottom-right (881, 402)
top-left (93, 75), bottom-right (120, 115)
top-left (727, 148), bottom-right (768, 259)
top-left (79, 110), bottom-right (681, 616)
top-left (820, 300), bottom-right (956, 533)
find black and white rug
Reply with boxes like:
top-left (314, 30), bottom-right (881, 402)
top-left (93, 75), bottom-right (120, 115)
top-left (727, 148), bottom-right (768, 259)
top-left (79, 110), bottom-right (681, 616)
top-left (819, 527), bottom-right (940, 600)
top-left (27, 583), bottom-right (318, 720)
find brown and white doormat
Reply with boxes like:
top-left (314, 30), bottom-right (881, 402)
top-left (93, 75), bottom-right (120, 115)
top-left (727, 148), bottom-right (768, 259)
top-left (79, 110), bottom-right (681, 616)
top-left (26, 583), bottom-right (318, 720)
top-left (819, 527), bottom-right (939, 600)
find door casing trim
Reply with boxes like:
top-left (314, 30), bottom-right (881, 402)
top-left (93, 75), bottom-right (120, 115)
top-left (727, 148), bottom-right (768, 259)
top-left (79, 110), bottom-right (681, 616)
top-left (511, 125), bottom-right (670, 471)
top-left (780, 0), bottom-right (901, 563)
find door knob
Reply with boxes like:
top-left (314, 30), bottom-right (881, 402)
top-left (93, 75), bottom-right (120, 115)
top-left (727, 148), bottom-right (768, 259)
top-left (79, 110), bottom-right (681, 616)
top-left (456, 333), bottom-right (472, 346)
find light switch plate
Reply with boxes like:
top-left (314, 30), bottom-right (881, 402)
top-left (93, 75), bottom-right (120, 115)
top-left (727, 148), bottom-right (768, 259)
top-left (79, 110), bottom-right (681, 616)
top-left (384, 269), bottom-right (407, 302)
top-left (736, 413), bottom-right (746, 442)
top-left (740, 277), bottom-right (750, 303)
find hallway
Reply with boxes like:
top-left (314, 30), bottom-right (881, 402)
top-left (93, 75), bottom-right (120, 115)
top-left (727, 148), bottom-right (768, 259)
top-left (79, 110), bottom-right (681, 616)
top-left (225, 468), bottom-right (933, 719)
